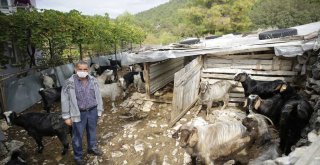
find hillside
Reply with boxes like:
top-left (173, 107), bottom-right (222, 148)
top-left (135, 0), bottom-right (189, 33)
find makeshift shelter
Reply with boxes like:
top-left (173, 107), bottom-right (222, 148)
top-left (121, 22), bottom-right (320, 125)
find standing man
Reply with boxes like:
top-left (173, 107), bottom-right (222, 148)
top-left (61, 61), bottom-right (103, 165)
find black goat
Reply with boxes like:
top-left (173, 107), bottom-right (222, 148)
top-left (234, 72), bottom-right (284, 99)
top-left (38, 86), bottom-right (62, 113)
top-left (3, 111), bottom-right (70, 155)
top-left (108, 59), bottom-right (122, 68)
top-left (5, 150), bottom-right (27, 165)
top-left (119, 72), bottom-right (144, 90)
top-left (91, 64), bottom-right (118, 80)
top-left (278, 83), bottom-right (314, 155)
top-left (244, 94), bottom-right (284, 127)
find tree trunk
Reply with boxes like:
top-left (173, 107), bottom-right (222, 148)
top-left (48, 39), bottom-right (53, 60)
top-left (27, 44), bottom-right (36, 68)
top-left (79, 43), bottom-right (83, 60)
top-left (114, 43), bottom-right (117, 61)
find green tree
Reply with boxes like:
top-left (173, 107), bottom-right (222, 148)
top-left (250, 0), bottom-right (320, 28)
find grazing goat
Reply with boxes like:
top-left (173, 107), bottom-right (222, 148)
top-left (244, 94), bottom-right (284, 127)
top-left (91, 64), bottom-right (118, 80)
top-left (40, 73), bottom-right (56, 89)
top-left (38, 86), bottom-right (62, 113)
top-left (197, 80), bottom-right (237, 118)
top-left (3, 111), bottom-right (70, 155)
top-left (234, 72), bottom-right (284, 99)
top-left (5, 150), bottom-right (27, 165)
top-left (173, 117), bottom-right (251, 165)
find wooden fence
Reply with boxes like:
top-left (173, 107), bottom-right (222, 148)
top-left (202, 53), bottom-right (297, 106)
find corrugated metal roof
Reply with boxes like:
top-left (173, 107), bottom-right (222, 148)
top-left (122, 22), bottom-right (320, 65)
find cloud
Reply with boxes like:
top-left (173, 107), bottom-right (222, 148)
top-left (36, 0), bottom-right (169, 18)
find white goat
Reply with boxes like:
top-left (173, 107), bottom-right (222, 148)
top-left (133, 72), bottom-right (145, 92)
top-left (197, 80), bottom-right (237, 118)
top-left (99, 82), bottom-right (125, 111)
top-left (96, 69), bottom-right (114, 85)
top-left (41, 73), bottom-right (55, 89)
top-left (173, 117), bottom-right (251, 165)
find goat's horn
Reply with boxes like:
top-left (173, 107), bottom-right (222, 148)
top-left (257, 114), bottom-right (274, 126)
top-left (243, 99), bottom-right (248, 108)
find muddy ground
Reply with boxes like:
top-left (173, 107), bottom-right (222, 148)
top-left (2, 85), bottom-right (218, 165)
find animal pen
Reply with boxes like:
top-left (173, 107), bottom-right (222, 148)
top-left (122, 21), bottom-right (320, 127)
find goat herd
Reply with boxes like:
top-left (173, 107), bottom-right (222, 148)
top-left (2, 59), bottom-right (147, 164)
top-left (173, 72), bottom-right (314, 164)
top-left (1, 61), bottom-right (314, 164)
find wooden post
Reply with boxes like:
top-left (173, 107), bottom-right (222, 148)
top-left (144, 62), bottom-right (151, 99)
top-left (0, 82), bottom-right (7, 113)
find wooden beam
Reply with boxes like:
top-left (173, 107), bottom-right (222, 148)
top-left (207, 54), bottom-right (275, 60)
top-left (202, 68), bottom-right (297, 76)
top-left (144, 63), bottom-right (151, 99)
top-left (201, 73), bottom-right (294, 82)
top-left (0, 83), bottom-right (7, 114)
top-left (169, 98), bottom-right (198, 128)
top-left (143, 98), bottom-right (172, 104)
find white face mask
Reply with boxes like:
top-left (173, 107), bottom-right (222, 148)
top-left (77, 71), bottom-right (88, 78)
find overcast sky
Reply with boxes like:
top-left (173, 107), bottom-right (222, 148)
top-left (36, 0), bottom-right (169, 18)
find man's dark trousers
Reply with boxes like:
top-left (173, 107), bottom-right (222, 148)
top-left (72, 107), bottom-right (98, 160)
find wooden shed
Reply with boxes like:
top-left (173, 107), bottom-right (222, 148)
top-left (121, 22), bottom-right (320, 126)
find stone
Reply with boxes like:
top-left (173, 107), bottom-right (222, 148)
top-left (102, 132), bottom-right (114, 139)
top-left (92, 156), bottom-right (99, 165)
top-left (312, 85), bottom-right (320, 94)
top-left (307, 131), bottom-right (318, 143)
top-left (136, 100), bottom-right (144, 105)
top-left (134, 140), bottom-right (144, 152)
top-left (0, 142), bottom-right (8, 157)
top-left (183, 152), bottom-right (192, 165)
top-left (122, 144), bottom-right (130, 150)
top-left (312, 68), bottom-right (320, 80)
top-left (5, 140), bottom-right (24, 152)
top-left (111, 151), bottom-right (124, 158)
top-left (310, 95), bottom-right (320, 101)
top-left (162, 155), bottom-right (170, 165)
top-left (142, 101), bottom-right (153, 112)
top-left (172, 149), bottom-right (178, 156)
top-left (0, 120), bottom-right (9, 131)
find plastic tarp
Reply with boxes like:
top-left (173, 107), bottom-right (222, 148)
top-left (3, 63), bottom-right (75, 113)
top-left (5, 72), bottom-right (43, 113)
top-left (274, 40), bottom-right (316, 57)
top-left (54, 63), bottom-right (74, 86)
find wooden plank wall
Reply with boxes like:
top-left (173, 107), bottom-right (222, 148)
top-left (171, 57), bottom-right (201, 126)
top-left (148, 58), bottom-right (184, 94)
top-left (202, 53), bottom-right (297, 106)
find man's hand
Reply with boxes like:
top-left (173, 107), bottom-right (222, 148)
top-left (64, 118), bottom-right (72, 126)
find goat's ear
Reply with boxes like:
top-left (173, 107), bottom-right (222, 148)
top-left (280, 84), bottom-right (287, 92)
top-left (188, 128), bottom-right (199, 148)
top-left (275, 84), bottom-right (282, 91)
top-left (254, 98), bottom-right (261, 110)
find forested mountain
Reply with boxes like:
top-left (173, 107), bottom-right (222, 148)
top-left (135, 0), bottom-right (190, 44)
top-left (134, 0), bottom-right (320, 45)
